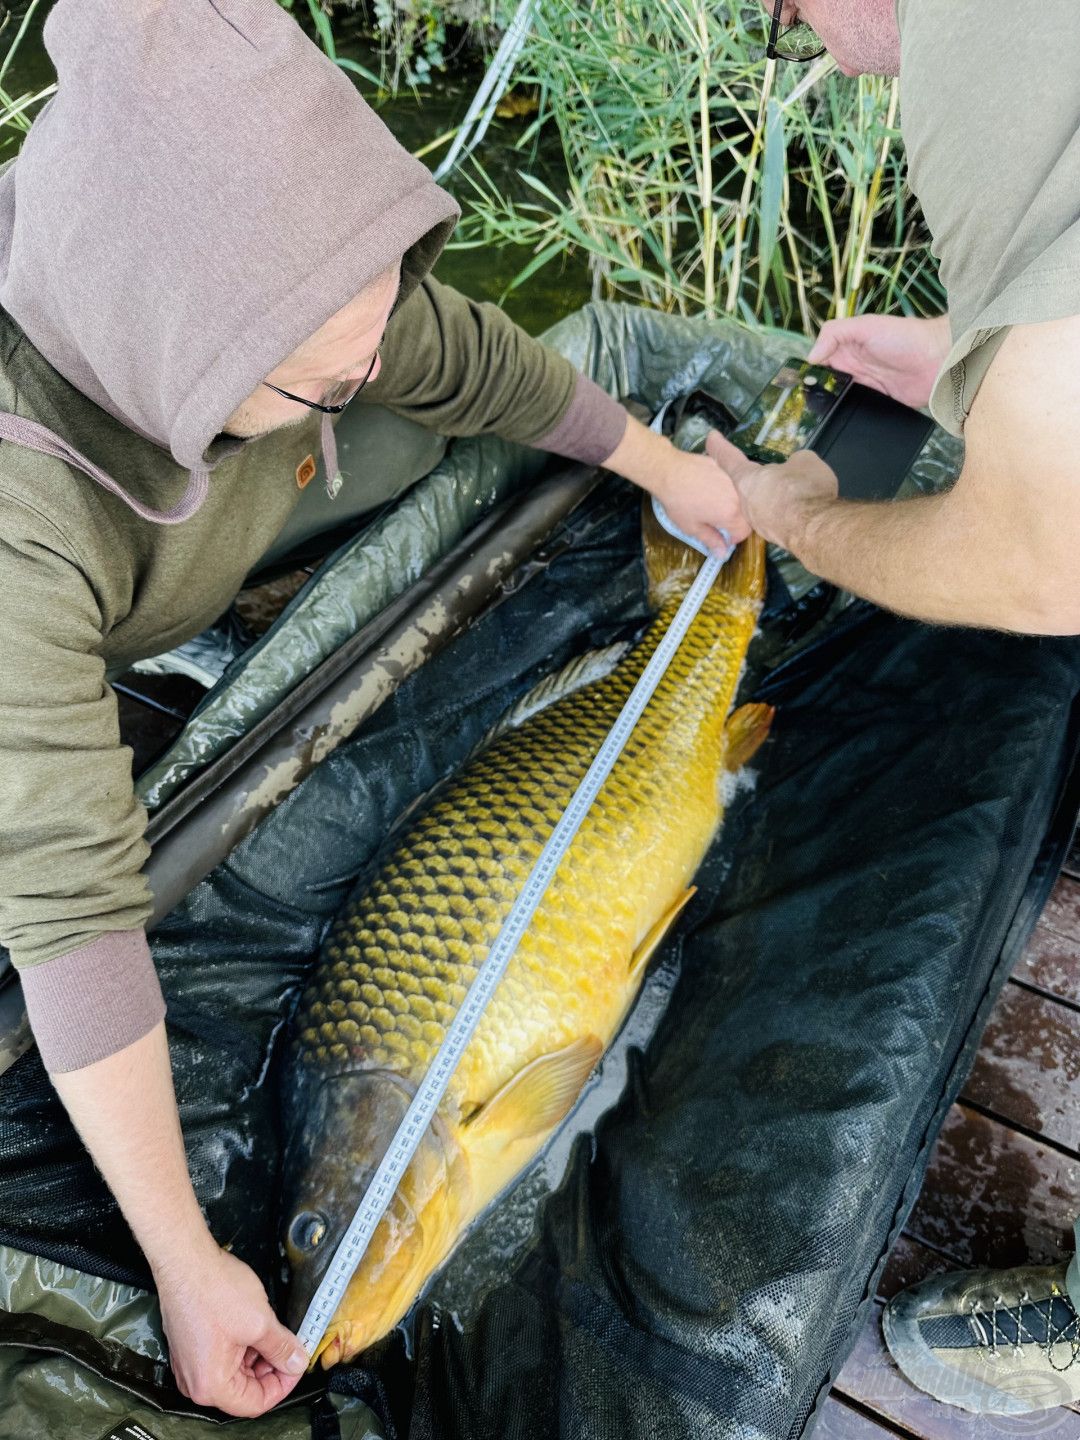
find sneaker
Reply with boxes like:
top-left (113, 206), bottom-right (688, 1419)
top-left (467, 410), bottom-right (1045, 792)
top-left (883, 1258), bottom-right (1080, 1416)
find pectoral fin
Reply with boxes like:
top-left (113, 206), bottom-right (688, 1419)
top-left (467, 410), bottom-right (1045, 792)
top-left (629, 887), bottom-right (696, 982)
top-left (466, 1035), bottom-right (602, 1142)
top-left (723, 702), bottom-right (775, 772)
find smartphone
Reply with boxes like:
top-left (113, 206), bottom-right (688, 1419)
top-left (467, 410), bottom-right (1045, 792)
top-left (728, 361), bottom-right (852, 463)
top-left (726, 359), bottom-right (935, 501)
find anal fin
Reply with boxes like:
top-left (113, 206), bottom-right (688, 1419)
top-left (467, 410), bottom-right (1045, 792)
top-left (466, 1034), bottom-right (602, 1142)
top-left (630, 887), bottom-right (696, 982)
top-left (724, 702), bottom-right (774, 773)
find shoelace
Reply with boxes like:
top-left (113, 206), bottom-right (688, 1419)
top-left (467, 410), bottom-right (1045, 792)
top-left (968, 1290), bottom-right (1080, 1372)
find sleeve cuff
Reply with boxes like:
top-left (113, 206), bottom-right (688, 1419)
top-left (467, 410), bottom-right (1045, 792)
top-left (19, 930), bottom-right (165, 1073)
top-left (534, 373), bottom-right (628, 467)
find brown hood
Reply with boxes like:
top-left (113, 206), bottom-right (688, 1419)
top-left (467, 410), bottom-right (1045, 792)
top-left (0, 0), bottom-right (459, 517)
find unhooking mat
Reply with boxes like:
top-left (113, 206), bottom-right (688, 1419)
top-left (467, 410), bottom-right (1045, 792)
top-left (0, 467), bottom-right (1078, 1439)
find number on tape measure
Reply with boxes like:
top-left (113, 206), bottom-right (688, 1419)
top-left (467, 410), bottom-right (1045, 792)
top-left (297, 549), bottom-right (727, 1355)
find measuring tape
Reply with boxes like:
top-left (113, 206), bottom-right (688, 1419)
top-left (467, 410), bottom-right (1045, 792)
top-left (296, 501), bottom-right (732, 1359)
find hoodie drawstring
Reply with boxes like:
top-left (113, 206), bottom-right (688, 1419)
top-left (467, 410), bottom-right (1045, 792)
top-left (0, 412), bottom-right (209, 523)
top-left (319, 410), bottom-right (343, 500)
top-left (0, 408), bottom-right (341, 523)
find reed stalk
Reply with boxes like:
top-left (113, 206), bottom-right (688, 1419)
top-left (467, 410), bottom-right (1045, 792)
top-left (457, 0), bottom-right (944, 332)
top-left (0, 0), bottom-right (55, 151)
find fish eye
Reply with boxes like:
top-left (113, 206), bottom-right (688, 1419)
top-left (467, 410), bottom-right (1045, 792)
top-left (289, 1210), bottom-right (329, 1252)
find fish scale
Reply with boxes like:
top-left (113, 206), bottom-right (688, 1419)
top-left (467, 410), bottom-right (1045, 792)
top-left (284, 524), bottom-right (769, 1363)
top-left (296, 586), bottom-right (755, 1108)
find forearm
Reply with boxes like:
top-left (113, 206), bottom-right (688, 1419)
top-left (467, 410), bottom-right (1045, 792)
top-left (722, 316), bottom-right (1080, 636)
top-left (51, 1020), bottom-right (217, 1280)
top-left (788, 461), bottom-right (1078, 634)
top-left (602, 414), bottom-right (677, 495)
top-left (604, 414), bottom-right (751, 554)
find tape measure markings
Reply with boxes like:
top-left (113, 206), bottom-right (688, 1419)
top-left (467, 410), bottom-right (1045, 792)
top-left (296, 545), bottom-right (728, 1355)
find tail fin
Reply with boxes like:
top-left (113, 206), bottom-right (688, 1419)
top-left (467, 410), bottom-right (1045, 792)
top-left (642, 494), bottom-right (701, 604)
top-left (642, 496), bottom-right (766, 608)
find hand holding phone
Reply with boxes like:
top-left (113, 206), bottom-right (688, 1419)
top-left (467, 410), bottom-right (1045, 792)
top-left (728, 358), bottom-right (935, 501)
top-left (808, 315), bottom-right (951, 411)
top-left (728, 362), bottom-right (852, 465)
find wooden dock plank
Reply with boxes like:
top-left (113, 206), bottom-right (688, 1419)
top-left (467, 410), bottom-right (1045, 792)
top-left (815, 1394), bottom-right (917, 1440)
top-left (1015, 918), bottom-right (1080, 1008)
top-left (235, 566), bottom-right (312, 636)
top-left (961, 982), bottom-right (1080, 1154)
top-left (904, 1105), bottom-right (1079, 1270)
top-left (1039, 877), bottom-right (1080, 946)
top-left (879, 1235), bottom-right (952, 1302)
top-left (115, 689), bottom-right (184, 775)
top-left (116, 671), bottom-right (206, 774)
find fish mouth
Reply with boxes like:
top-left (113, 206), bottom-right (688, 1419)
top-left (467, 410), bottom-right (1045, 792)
top-left (282, 1067), bottom-right (457, 1353)
top-left (313, 1324), bottom-right (351, 1371)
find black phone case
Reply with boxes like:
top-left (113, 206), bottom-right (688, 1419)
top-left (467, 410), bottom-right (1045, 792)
top-left (811, 380), bottom-right (936, 502)
top-left (680, 370), bottom-right (937, 504)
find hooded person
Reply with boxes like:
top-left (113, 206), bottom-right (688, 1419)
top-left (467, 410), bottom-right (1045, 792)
top-left (0, 0), bottom-right (749, 1418)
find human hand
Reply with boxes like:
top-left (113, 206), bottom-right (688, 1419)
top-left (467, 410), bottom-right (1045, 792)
top-left (155, 1241), bottom-right (308, 1418)
top-left (808, 313), bottom-right (951, 410)
top-left (601, 414), bottom-right (750, 558)
top-left (706, 431), bottom-right (838, 554)
top-left (648, 441), bottom-right (752, 558)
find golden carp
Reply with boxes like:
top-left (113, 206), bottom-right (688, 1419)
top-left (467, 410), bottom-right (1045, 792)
top-left (282, 508), bottom-right (771, 1367)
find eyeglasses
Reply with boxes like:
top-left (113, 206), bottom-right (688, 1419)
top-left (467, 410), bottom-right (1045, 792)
top-left (766, 0), bottom-right (826, 62)
top-left (261, 347), bottom-right (380, 415)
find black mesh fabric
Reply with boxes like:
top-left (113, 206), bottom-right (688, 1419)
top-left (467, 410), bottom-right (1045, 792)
top-left (0, 479), bottom-right (1078, 1440)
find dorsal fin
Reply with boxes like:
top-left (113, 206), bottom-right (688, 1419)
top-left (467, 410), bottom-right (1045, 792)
top-left (642, 495), bottom-right (701, 606)
top-left (716, 534), bottom-right (766, 602)
top-left (474, 641), bottom-right (630, 753)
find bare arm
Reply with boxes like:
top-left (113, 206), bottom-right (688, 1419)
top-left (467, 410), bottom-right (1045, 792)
top-left (708, 314), bottom-right (1080, 635)
top-left (51, 1020), bottom-right (308, 1416)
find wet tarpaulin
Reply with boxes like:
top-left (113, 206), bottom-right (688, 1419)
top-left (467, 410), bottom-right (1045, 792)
top-left (133, 303), bottom-right (962, 813)
top-left (0, 470), bottom-right (1078, 1438)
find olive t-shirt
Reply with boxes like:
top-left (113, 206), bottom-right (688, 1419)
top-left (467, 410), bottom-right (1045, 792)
top-left (898, 0), bottom-right (1080, 434)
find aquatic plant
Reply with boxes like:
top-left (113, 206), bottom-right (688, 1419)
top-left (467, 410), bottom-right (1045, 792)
top-left (0, 0), bottom-right (55, 159)
top-left (453, 0), bottom-right (945, 332)
top-left (370, 0), bottom-right (449, 90)
top-left (277, 0), bottom-right (382, 85)
top-left (305, 0), bottom-right (506, 96)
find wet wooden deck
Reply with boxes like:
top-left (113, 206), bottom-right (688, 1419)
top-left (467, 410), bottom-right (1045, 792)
top-left (823, 833), bottom-right (1080, 1440)
top-left (114, 568), bottom-right (313, 774)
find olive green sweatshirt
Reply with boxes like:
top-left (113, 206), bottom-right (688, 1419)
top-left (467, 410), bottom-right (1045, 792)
top-left (0, 0), bottom-right (626, 1072)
